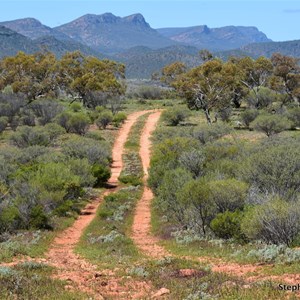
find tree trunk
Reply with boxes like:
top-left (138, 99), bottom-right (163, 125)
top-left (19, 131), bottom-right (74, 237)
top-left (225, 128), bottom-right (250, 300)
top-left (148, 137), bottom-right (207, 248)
top-left (203, 108), bottom-right (212, 125)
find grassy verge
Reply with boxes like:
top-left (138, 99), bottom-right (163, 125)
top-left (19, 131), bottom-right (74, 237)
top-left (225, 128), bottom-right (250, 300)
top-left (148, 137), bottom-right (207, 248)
top-left (119, 112), bottom-right (151, 185)
top-left (0, 201), bottom-right (90, 263)
top-left (0, 262), bottom-right (88, 299)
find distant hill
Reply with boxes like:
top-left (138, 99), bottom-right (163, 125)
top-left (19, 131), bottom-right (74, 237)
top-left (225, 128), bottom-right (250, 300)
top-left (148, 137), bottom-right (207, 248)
top-left (114, 45), bottom-right (202, 78)
top-left (0, 26), bottom-right (104, 59)
top-left (54, 13), bottom-right (177, 54)
top-left (0, 26), bottom-right (39, 57)
top-left (0, 13), bottom-right (274, 56)
top-left (241, 40), bottom-right (300, 58)
top-left (35, 36), bottom-right (105, 58)
top-left (157, 25), bottom-right (271, 51)
top-left (0, 18), bottom-right (70, 41)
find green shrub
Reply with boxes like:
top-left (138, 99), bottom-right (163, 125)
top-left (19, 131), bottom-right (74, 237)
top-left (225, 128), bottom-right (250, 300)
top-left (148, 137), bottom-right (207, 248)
top-left (43, 123), bottom-right (66, 140)
top-left (0, 206), bottom-right (21, 232)
top-left (29, 205), bottom-right (51, 230)
top-left (104, 193), bottom-right (119, 203)
top-left (287, 107), bottom-right (300, 128)
top-left (67, 113), bottom-right (90, 135)
top-left (241, 198), bottom-right (300, 245)
top-left (240, 109), bottom-right (259, 127)
top-left (179, 149), bottom-right (205, 178)
top-left (54, 200), bottom-right (74, 217)
top-left (178, 178), bottom-right (215, 235)
top-left (193, 123), bottom-right (232, 144)
top-left (149, 137), bottom-right (198, 192)
top-left (29, 99), bottom-right (64, 125)
top-left (56, 111), bottom-right (90, 134)
top-left (247, 244), bottom-right (300, 264)
top-left (250, 114), bottom-right (291, 137)
top-left (84, 131), bottom-right (104, 141)
top-left (96, 111), bottom-right (113, 129)
top-left (92, 164), bottom-right (111, 186)
top-left (10, 126), bottom-right (50, 148)
top-left (61, 136), bottom-right (110, 165)
top-left (208, 179), bottom-right (248, 213)
top-left (56, 111), bottom-right (72, 131)
top-left (118, 175), bottom-right (142, 186)
top-left (134, 85), bottom-right (164, 100)
top-left (15, 146), bottom-right (50, 164)
top-left (0, 117), bottom-right (8, 133)
top-left (211, 210), bottom-right (245, 241)
top-left (240, 144), bottom-right (300, 199)
top-left (161, 107), bottom-right (191, 126)
top-left (157, 168), bottom-right (193, 224)
top-left (68, 158), bottom-right (96, 187)
top-left (112, 112), bottom-right (127, 127)
top-left (69, 102), bottom-right (82, 112)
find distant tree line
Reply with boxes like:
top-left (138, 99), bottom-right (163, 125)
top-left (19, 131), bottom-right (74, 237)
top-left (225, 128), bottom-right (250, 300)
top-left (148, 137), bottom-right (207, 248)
top-left (161, 52), bottom-right (300, 124)
top-left (0, 50), bottom-right (126, 108)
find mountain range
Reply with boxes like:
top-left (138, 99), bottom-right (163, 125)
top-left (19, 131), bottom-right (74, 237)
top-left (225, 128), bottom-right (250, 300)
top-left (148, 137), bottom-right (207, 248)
top-left (0, 13), bottom-right (299, 78)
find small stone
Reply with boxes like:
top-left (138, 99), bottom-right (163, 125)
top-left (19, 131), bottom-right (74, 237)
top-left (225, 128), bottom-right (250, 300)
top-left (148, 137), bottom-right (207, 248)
top-left (94, 273), bottom-right (103, 278)
top-left (152, 288), bottom-right (170, 298)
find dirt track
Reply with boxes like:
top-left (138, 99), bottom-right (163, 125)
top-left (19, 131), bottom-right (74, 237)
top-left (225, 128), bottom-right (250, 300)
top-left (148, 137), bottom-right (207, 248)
top-left (131, 111), bottom-right (170, 258)
top-left (43, 110), bottom-right (152, 298)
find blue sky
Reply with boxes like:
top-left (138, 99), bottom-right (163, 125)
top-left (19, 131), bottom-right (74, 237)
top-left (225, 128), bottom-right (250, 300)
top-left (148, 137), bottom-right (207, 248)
top-left (0, 0), bottom-right (299, 41)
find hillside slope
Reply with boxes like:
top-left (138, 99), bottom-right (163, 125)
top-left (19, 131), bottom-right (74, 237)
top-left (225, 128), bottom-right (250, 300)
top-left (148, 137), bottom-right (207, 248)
top-left (55, 13), bottom-right (177, 54)
top-left (158, 25), bottom-right (271, 51)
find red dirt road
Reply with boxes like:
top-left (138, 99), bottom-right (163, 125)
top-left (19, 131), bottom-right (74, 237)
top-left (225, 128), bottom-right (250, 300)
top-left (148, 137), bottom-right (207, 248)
top-left (42, 110), bottom-right (154, 299)
top-left (131, 111), bottom-right (170, 259)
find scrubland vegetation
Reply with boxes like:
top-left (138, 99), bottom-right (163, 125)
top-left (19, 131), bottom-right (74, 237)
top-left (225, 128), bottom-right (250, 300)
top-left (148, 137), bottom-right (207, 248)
top-left (0, 48), bottom-right (299, 298)
top-left (150, 51), bottom-right (300, 270)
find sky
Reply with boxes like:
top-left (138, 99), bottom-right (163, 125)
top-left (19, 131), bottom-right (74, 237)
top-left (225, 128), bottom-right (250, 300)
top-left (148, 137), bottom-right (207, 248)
top-left (0, 0), bottom-right (300, 41)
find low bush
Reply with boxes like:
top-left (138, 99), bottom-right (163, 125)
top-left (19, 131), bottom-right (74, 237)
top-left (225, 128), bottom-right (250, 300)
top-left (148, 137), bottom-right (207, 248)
top-left (250, 114), bottom-right (291, 137)
top-left (92, 164), bottom-right (111, 186)
top-left (193, 123), bottom-right (232, 144)
top-left (134, 85), bottom-right (164, 100)
top-left (66, 113), bottom-right (90, 135)
top-left (161, 107), bottom-right (191, 126)
top-left (240, 109), bottom-right (259, 127)
top-left (0, 117), bottom-right (8, 133)
top-left (96, 111), bottom-right (113, 129)
top-left (112, 112), bottom-right (127, 127)
top-left (247, 244), bottom-right (300, 264)
top-left (118, 175), bottom-right (142, 186)
top-left (210, 210), bottom-right (245, 241)
top-left (287, 107), bottom-right (300, 128)
top-left (29, 99), bottom-right (64, 125)
top-left (10, 126), bottom-right (50, 148)
top-left (241, 197), bottom-right (300, 246)
top-left (61, 136), bottom-right (110, 165)
top-left (56, 111), bottom-right (90, 134)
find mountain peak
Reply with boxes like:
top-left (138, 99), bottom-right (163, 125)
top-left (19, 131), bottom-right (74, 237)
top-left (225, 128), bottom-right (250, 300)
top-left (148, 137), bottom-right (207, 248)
top-left (1, 17), bottom-right (43, 28)
top-left (76, 13), bottom-right (120, 25)
top-left (123, 13), bottom-right (149, 27)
